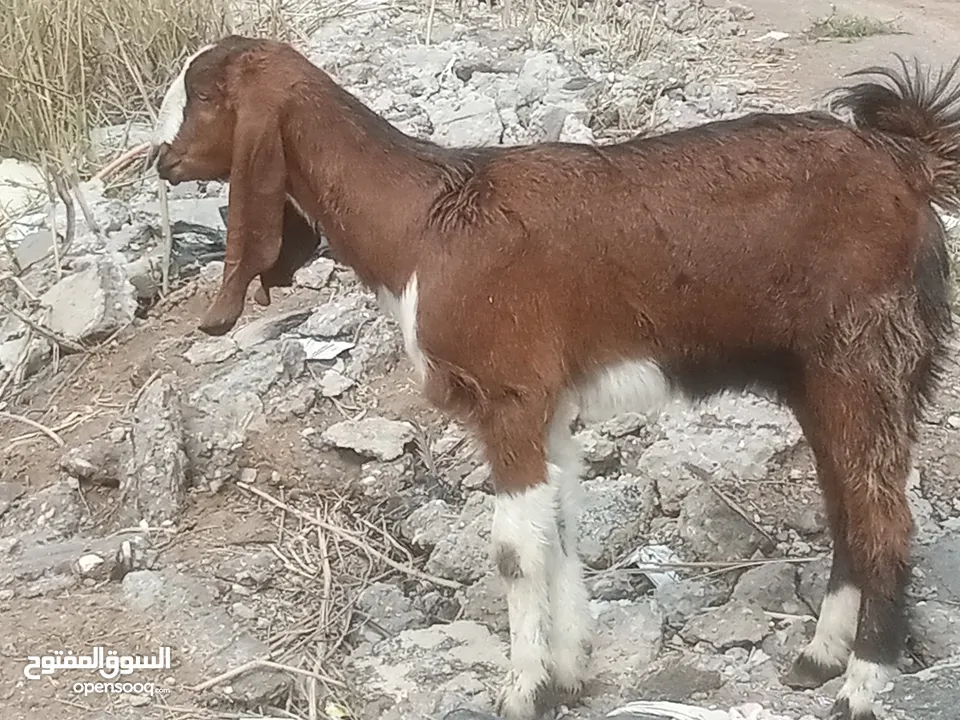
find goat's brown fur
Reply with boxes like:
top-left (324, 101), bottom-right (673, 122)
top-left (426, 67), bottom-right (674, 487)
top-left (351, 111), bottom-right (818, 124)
top-left (152, 38), bottom-right (960, 720)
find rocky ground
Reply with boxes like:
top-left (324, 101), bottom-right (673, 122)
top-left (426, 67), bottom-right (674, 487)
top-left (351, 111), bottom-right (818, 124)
top-left (2, 1), bottom-right (960, 719)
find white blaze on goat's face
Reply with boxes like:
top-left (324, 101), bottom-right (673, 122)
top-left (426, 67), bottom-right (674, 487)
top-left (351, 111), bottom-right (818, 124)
top-left (152, 45), bottom-right (216, 146)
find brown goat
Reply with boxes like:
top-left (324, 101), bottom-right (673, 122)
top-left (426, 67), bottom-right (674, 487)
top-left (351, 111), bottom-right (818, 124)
top-left (150, 36), bottom-right (960, 720)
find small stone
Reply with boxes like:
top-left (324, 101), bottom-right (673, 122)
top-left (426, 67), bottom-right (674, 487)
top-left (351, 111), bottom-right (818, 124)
top-left (600, 412), bottom-right (647, 438)
top-left (184, 337), bottom-right (238, 365)
top-left (429, 92), bottom-right (503, 147)
top-left (576, 428), bottom-right (620, 478)
top-left (239, 468), bottom-right (258, 484)
top-left (321, 416), bottom-right (414, 461)
top-left (355, 582), bottom-right (428, 640)
top-left (401, 499), bottom-right (458, 549)
top-left (232, 602), bottom-right (257, 620)
top-left (295, 257), bottom-right (336, 289)
top-left (299, 294), bottom-right (369, 338)
top-left (461, 464), bottom-right (490, 491)
top-left (76, 554), bottom-right (105, 575)
top-left (319, 370), bottom-right (355, 398)
top-left (591, 600), bottom-right (664, 688)
top-left (637, 656), bottom-right (724, 702)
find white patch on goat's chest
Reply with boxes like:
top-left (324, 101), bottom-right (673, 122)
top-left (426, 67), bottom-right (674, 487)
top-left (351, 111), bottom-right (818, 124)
top-left (377, 274), bottom-right (428, 381)
top-left (152, 44), bottom-right (215, 145)
top-left (575, 359), bottom-right (673, 424)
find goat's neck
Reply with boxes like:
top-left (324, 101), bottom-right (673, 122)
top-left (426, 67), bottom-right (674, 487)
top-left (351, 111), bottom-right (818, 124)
top-left (283, 83), bottom-right (451, 296)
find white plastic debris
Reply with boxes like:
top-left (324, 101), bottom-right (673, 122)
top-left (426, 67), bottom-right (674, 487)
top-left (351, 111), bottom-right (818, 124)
top-left (606, 701), bottom-right (804, 720)
top-left (299, 338), bottom-right (355, 361)
top-left (606, 700), bottom-right (814, 720)
top-left (626, 544), bottom-right (683, 587)
top-left (606, 701), bottom-right (730, 719)
top-left (755, 31), bottom-right (789, 42)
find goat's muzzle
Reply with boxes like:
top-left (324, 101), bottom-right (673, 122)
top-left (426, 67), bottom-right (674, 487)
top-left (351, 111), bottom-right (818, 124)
top-left (153, 144), bottom-right (183, 185)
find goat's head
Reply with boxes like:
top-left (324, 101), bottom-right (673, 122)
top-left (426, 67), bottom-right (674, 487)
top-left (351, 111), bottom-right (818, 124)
top-left (150, 35), bottom-right (321, 336)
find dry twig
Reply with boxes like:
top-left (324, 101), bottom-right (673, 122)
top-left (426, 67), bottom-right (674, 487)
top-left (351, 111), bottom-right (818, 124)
top-left (237, 480), bottom-right (461, 589)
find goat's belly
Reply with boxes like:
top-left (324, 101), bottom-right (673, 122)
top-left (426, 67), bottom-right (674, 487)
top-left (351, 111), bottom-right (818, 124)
top-left (575, 358), bottom-right (674, 424)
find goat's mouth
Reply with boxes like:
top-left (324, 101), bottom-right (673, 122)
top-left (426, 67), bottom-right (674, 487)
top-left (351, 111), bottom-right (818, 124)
top-left (152, 144), bottom-right (186, 185)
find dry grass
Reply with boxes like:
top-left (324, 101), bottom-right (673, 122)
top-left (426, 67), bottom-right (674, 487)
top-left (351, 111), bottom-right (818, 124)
top-left (0, 0), bottom-right (311, 174)
top-left (807, 10), bottom-right (902, 40)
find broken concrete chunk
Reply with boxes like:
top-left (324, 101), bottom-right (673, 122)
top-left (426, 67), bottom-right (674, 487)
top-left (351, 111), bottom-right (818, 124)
top-left (579, 475), bottom-right (656, 568)
top-left (882, 662), bottom-right (960, 720)
top-left (909, 600), bottom-right (960, 664)
top-left (679, 484), bottom-right (774, 562)
top-left (295, 257), bottom-right (336, 289)
top-left (347, 620), bottom-right (508, 714)
top-left (3, 532), bottom-right (150, 594)
top-left (122, 569), bottom-right (289, 704)
top-left (58, 435), bottom-right (127, 487)
top-left (122, 373), bottom-right (189, 524)
top-left (731, 562), bottom-right (806, 615)
top-left (424, 493), bottom-right (494, 584)
top-left (39, 255), bottom-right (138, 343)
top-left (321, 416), bottom-right (414, 461)
top-left (355, 582), bottom-right (429, 641)
top-left (428, 92), bottom-right (503, 147)
top-left (459, 571), bottom-right (508, 634)
top-left (654, 577), bottom-right (729, 628)
top-left (679, 600), bottom-right (771, 650)
top-left (591, 600), bottom-right (665, 691)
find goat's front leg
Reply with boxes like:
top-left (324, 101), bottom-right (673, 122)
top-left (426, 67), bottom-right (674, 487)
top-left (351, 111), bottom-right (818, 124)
top-left (482, 404), bottom-right (564, 720)
top-left (492, 482), bottom-right (563, 720)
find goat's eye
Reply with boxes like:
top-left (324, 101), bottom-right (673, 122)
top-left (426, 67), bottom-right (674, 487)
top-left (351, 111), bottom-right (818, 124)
top-left (195, 92), bottom-right (211, 102)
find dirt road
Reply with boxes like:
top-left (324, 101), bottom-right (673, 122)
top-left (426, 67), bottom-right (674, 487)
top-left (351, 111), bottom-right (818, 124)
top-left (713, 0), bottom-right (960, 105)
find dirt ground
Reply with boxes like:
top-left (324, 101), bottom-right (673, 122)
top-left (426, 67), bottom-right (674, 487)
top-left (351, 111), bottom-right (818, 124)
top-left (3, 1), bottom-right (960, 719)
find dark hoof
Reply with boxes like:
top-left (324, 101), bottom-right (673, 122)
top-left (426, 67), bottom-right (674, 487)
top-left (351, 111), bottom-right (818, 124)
top-left (783, 652), bottom-right (845, 689)
top-left (830, 697), bottom-right (876, 720)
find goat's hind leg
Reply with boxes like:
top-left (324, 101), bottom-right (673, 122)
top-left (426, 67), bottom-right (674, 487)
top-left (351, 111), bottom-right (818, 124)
top-left (545, 405), bottom-right (592, 698)
top-left (787, 368), bottom-right (916, 720)
top-left (784, 458), bottom-right (860, 688)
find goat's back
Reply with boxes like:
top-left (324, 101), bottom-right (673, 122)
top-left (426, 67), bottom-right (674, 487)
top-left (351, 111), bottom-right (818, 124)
top-left (416, 111), bottom-right (939, 395)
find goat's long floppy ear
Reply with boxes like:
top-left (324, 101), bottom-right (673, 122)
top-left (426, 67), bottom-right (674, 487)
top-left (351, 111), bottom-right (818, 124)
top-left (199, 100), bottom-right (285, 335)
top-left (252, 201), bottom-right (322, 307)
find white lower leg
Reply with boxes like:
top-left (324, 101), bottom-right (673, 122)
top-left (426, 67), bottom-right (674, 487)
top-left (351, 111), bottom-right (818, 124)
top-left (545, 416), bottom-right (591, 692)
top-left (804, 584), bottom-right (861, 669)
top-left (836, 655), bottom-right (894, 717)
top-left (493, 482), bottom-right (563, 720)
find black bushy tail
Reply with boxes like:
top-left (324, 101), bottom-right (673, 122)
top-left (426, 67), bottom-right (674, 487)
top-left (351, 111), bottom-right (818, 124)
top-left (831, 55), bottom-right (959, 414)
top-left (830, 54), bottom-right (960, 214)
